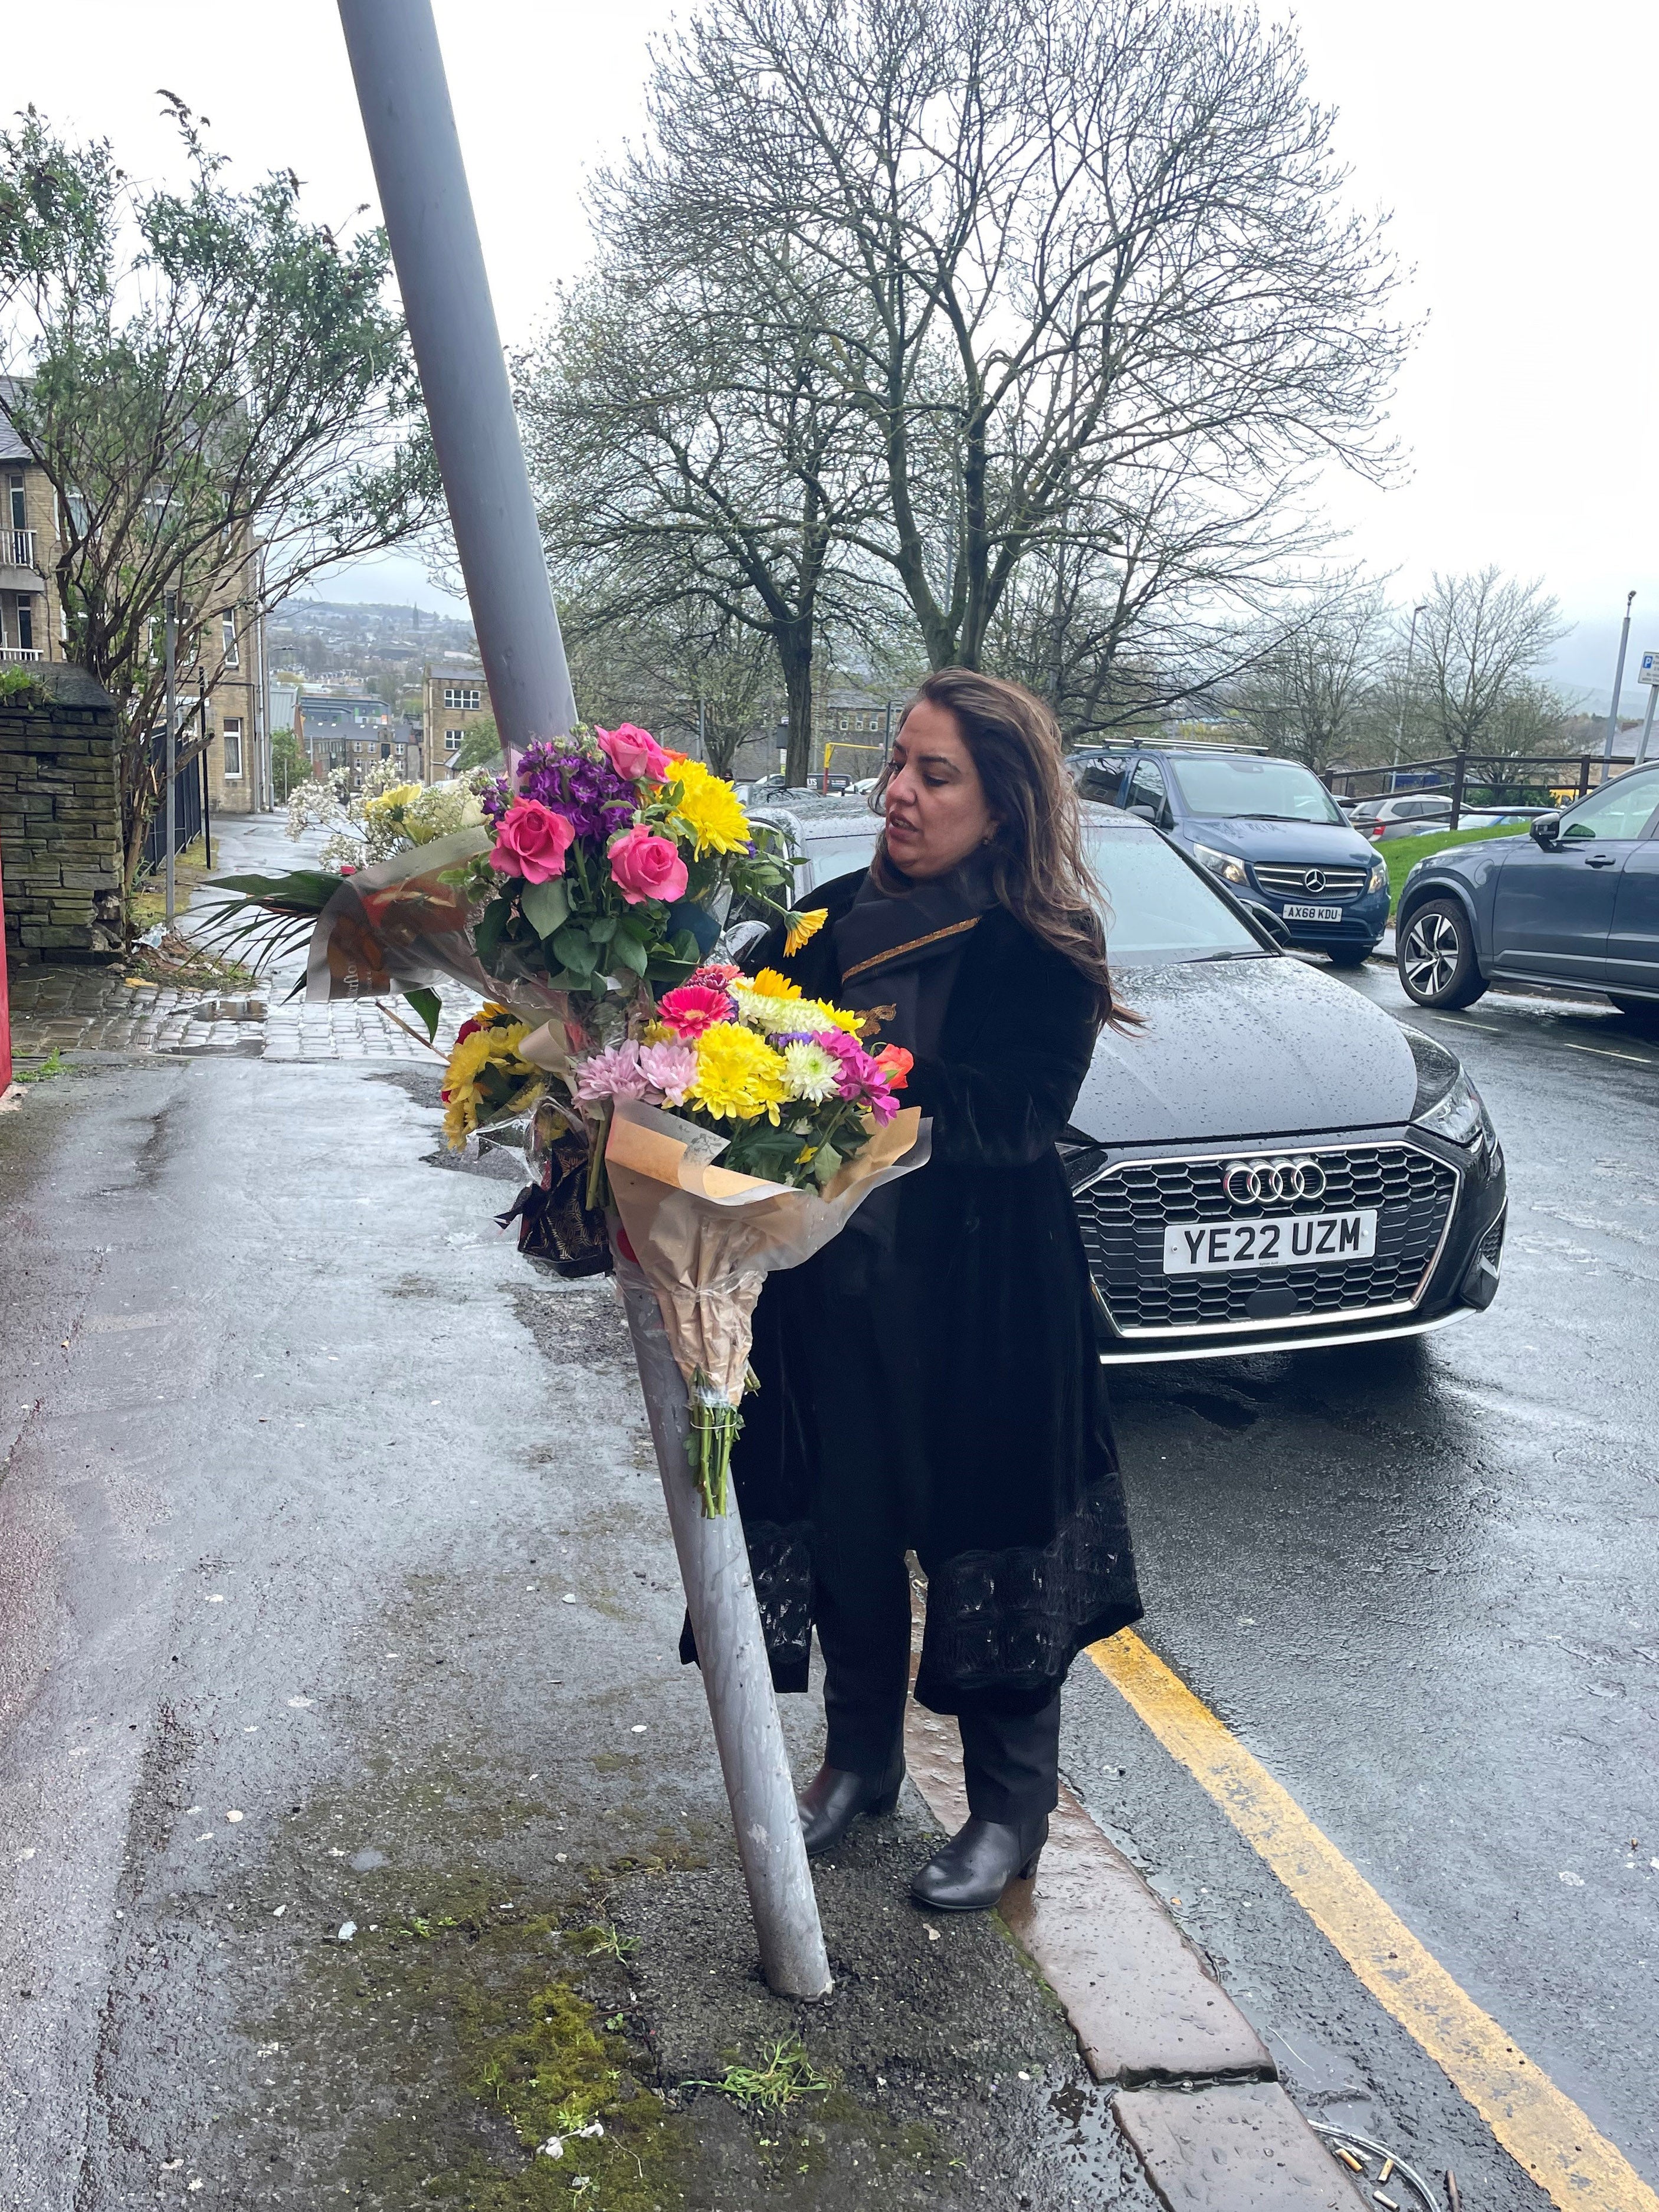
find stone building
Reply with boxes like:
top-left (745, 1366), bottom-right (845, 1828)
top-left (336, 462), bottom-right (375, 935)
top-left (422, 665), bottom-right (492, 781)
top-left (0, 376), bottom-right (270, 816)
top-left (295, 691), bottom-right (422, 789)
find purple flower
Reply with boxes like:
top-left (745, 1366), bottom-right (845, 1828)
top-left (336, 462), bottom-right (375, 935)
top-left (483, 736), bottom-right (638, 846)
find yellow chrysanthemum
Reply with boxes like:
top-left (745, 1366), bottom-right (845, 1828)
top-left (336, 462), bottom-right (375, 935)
top-left (686, 1021), bottom-right (791, 1122)
top-left (750, 968), bottom-right (802, 1000)
top-left (668, 759), bottom-right (752, 856)
top-left (441, 1019), bottom-right (532, 1148)
top-left (814, 1001), bottom-right (864, 1034)
top-left (783, 908), bottom-right (828, 956)
top-left (364, 781), bottom-right (422, 816)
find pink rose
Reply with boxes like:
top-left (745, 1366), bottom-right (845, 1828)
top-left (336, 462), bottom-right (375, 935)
top-left (489, 797), bottom-right (575, 883)
top-left (608, 823), bottom-right (688, 906)
top-left (596, 722), bottom-right (674, 785)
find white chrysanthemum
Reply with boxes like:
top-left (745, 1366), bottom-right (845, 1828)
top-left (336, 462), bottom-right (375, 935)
top-left (732, 988), bottom-right (808, 1034)
top-left (782, 1038), bottom-right (841, 1104)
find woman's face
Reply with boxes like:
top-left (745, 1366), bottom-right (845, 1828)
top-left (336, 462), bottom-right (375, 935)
top-left (881, 700), bottom-right (996, 880)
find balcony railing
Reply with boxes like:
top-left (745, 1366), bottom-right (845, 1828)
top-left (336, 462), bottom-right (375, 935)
top-left (0, 644), bottom-right (43, 663)
top-left (1, 527), bottom-right (38, 569)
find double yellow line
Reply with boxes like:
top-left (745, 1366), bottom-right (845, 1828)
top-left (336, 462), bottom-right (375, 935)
top-left (1088, 1631), bottom-right (1659, 2212)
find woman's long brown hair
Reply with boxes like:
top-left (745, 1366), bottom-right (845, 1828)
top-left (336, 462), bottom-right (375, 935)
top-left (872, 668), bottom-right (1138, 1034)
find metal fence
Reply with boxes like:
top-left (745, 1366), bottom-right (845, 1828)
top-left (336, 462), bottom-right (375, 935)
top-left (139, 735), bottom-right (208, 876)
top-left (1322, 752), bottom-right (1624, 830)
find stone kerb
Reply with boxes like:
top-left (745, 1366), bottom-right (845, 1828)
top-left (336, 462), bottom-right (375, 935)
top-left (0, 664), bottom-right (124, 965)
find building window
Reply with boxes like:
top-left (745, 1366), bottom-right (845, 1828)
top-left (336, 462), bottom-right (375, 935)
top-left (445, 727), bottom-right (464, 753)
top-left (443, 686), bottom-right (481, 710)
top-left (7, 474), bottom-right (24, 532)
top-left (221, 612), bottom-right (239, 668)
top-left (222, 718), bottom-right (244, 778)
top-left (381, 742), bottom-right (391, 759)
top-left (14, 595), bottom-right (35, 653)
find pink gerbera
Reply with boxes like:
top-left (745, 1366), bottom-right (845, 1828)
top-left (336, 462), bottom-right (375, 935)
top-left (657, 983), bottom-right (735, 1038)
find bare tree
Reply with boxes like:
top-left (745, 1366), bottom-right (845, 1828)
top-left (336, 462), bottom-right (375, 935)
top-left (1229, 576), bottom-right (1389, 770)
top-left (605, 0), bottom-right (1410, 683)
top-left (519, 259), bottom-right (885, 784)
top-left (0, 104), bottom-right (440, 880)
top-left (1406, 568), bottom-right (1569, 758)
top-left (562, 598), bottom-right (778, 778)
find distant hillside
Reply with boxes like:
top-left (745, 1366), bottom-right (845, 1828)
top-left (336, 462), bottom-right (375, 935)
top-left (268, 597), bottom-right (477, 685)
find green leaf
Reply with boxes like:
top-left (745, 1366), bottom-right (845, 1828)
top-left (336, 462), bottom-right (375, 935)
top-left (474, 898), bottom-right (510, 969)
top-left (671, 928), bottom-right (701, 964)
top-left (587, 913), bottom-right (618, 943)
top-left (615, 910), bottom-right (655, 943)
top-left (610, 930), bottom-right (648, 976)
top-left (520, 877), bottom-right (569, 939)
top-left (552, 924), bottom-right (596, 974)
top-left (645, 951), bottom-right (697, 985)
top-left (812, 1142), bottom-right (842, 1188)
top-left (403, 988), bottom-right (441, 1041)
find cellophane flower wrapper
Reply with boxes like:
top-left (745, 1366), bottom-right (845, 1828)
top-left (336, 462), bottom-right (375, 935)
top-left (604, 1097), bottom-right (930, 1512)
top-left (303, 828), bottom-right (567, 1009)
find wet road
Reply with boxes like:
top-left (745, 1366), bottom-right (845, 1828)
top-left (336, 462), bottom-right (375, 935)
top-left (1061, 964), bottom-right (1659, 2206)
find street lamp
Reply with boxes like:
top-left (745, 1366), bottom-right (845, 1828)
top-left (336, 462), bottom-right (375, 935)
top-left (1391, 602), bottom-right (1427, 772)
top-left (1602, 589), bottom-right (1636, 766)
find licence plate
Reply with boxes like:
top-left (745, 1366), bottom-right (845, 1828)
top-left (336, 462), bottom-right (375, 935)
top-left (1280, 902), bottom-right (1343, 923)
top-left (1162, 1210), bottom-right (1378, 1274)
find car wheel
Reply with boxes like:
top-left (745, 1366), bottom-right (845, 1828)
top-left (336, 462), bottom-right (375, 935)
top-left (1398, 899), bottom-right (1488, 1008)
top-left (1326, 947), bottom-right (1372, 969)
top-left (1608, 993), bottom-right (1659, 1034)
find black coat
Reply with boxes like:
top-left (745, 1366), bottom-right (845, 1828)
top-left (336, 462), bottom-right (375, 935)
top-left (720, 870), bottom-right (1143, 1718)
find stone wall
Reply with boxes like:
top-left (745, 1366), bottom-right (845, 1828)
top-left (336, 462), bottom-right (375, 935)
top-left (0, 664), bottom-right (123, 964)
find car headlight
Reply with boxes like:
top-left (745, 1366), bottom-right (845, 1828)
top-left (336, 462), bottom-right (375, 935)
top-left (1192, 840), bottom-right (1249, 888)
top-left (1366, 854), bottom-right (1389, 895)
top-left (1412, 1064), bottom-right (1487, 1147)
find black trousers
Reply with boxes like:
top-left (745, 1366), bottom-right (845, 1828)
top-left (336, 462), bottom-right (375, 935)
top-left (812, 1505), bottom-right (1061, 1828)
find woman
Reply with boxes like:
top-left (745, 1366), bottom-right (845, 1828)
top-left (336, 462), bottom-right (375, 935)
top-left (714, 668), bottom-right (1142, 1910)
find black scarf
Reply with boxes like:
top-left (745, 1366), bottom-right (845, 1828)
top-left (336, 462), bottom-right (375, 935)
top-left (832, 851), bottom-right (999, 1057)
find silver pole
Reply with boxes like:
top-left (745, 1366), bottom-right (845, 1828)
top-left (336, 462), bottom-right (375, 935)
top-left (1638, 677), bottom-right (1658, 765)
top-left (1392, 602), bottom-right (1427, 772)
top-left (1603, 589), bottom-right (1635, 763)
top-left (617, 1260), bottom-right (832, 2000)
top-left (338, 0), bottom-right (830, 2001)
top-left (163, 588), bottom-right (178, 927)
top-left (336, 0), bottom-right (577, 758)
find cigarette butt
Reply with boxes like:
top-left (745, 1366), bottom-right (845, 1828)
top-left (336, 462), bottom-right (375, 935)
top-left (1336, 2148), bottom-right (1365, 2171)
top-left (1374, 2194), bottom-right (1401, 2211)
top-left (1379, 2157), bottom-right (1395, 2183)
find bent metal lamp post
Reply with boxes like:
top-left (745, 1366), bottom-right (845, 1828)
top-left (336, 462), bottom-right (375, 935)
top-left (336, 0), bottom-right (831, 2003)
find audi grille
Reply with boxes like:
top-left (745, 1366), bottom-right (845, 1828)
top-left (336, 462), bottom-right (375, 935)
top-left (1071, 1142), bottom-right (1460, 1339)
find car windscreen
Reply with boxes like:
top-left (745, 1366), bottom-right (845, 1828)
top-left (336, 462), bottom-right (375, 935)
top-left (803, 830), bottom-right (880, 886)
top-left (1088, 830), bottom-right (1265, 966)
top-left (1167, 756), bottom-right (1345, 824)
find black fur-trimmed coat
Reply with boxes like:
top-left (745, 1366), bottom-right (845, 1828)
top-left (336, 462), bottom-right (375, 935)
top-left (717, 870), bottom-right (1143, 1718)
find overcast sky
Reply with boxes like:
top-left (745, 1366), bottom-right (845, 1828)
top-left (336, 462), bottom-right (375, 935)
top-left (11, 1), bottom-right (1659, 710)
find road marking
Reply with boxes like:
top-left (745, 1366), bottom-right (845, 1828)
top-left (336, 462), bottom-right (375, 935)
top-left (1559, 1040), bottom-right (1657, 1067)
top-left (1087, 1631), bottom-right (1659, 2212)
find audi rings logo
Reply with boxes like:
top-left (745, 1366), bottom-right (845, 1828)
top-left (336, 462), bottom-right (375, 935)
top-left (1222, 1156), bottom-right (1327, 1207)
top-left (1302, 868), bottom-right (1328, 893)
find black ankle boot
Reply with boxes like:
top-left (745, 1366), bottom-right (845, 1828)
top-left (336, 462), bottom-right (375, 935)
top-left (909, 1814), bottom-right (1048, 1911)
top-left (797, 1761), bottom-right (904, 1856)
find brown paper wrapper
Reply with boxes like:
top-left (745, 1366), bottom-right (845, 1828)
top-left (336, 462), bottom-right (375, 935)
top-left (605, 1099), bottom-right (930, 1404)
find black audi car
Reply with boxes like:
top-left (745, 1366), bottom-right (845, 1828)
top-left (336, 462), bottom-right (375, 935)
top-left (754, 800), bottom-right (1508, 1364)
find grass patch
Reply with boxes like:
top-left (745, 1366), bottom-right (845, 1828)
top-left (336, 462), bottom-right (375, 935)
top-left (1381, 822), bottom-right (1521, 912)
top-left (15, 1048), bottom-right (65, 1084)
top-left (692, 2039), bottom-right (831, 2117)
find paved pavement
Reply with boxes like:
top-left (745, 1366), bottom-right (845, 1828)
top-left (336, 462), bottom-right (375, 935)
top-left (1071, 957), bottom-right (1659, 2206)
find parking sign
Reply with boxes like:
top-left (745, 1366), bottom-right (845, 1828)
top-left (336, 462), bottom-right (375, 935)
top-left (1640, 651), bottom-right (1659, 685)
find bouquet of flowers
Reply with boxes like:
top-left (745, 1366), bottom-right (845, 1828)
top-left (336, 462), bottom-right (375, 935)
top-left (206, 721), bottom-right (929, 1507)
